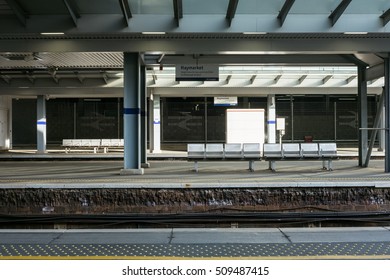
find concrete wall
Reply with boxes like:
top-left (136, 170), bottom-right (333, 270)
top-left (1, 187), bottom-right (389, 215)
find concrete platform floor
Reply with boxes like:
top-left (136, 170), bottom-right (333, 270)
top-left (0, 227), bottom-right (390, 259)
top-left (0, 158), bottom-right (389, 188)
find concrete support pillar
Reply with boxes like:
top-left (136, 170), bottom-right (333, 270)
top-left (358, 66), bottom-right (368, 167)
top-left (379, 102), bottom-right (385, 151)
top-left (37, 95), bottom-right (46, 153)
top-left (384, 57), bottom-right (390, 172)
top-left (267, 94), bottom-right (276, 143)
top-left (140, 65), bottom-right (150, 168)
top-left (150, 95), bottom-right (161, 153)
top-left (120, 53), bottom-right (144, 175)
top-left (0, 96), bottom-right (11, 150)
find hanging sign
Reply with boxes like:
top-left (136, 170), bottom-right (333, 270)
top-left (175, 64), bottom-right (219, 81)
top-left (214, 97), bottom-right (238, 106)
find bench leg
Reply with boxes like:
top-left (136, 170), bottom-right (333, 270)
top-left (194, 161), bottom-right (199, 173)
top-left (328, 159), bottom-right (333, 171)
top-left (93, 147), bottom-right (98, 153)
top-left (322, 160), bottom-right (333, 171)
top-left (249, 160), bottom-right (254, 172)
top-left (269, 161), bottom-right (276, 172)
top-left (104, 147), bottom-right (108, 153)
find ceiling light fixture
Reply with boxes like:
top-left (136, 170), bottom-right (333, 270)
top-left (242, 32), bottom-right (267, 35)
top-left (141, 32), bottom-right (166, 35)
top-left (40, 32), bottom-right (65, 36)
top-left (343, 32), bottom-right (368, 35)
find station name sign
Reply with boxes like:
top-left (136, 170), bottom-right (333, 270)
top-left (175, 64), bottom-right (219, 81)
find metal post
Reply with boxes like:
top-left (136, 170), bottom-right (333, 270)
top-left (290, 95), bottom-right (294, 142)
top-left (358, 65), bottom-right (368, 167)
top-left (334, 102), bottom-right (337, 141)
top-left (151, 95), bottom-right (161, 153)
top-left (385, 57), bottom-right (390, 173)
top-left (364, 88), bottom-right (384, 167)
top-left (204, 97), bottom-right (208, 143)
top-left (120, 52), bottom-right (144, 175)
top-left (36, 95), bottom-right (46, 153)
top-left (140, 65), bottom-right (149, 168)
top-left (267, 94), bottom-right (276, 143)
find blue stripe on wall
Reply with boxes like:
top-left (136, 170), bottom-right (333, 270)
top-left (123, 108), bottom-right (141, 115)
top-left (37, 121), bottom-right (46, 125)
top-left (267, 120), bottom-right (276, 124)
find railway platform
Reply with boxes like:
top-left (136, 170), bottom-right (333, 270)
top-left (0, 227), bottom-right (390, 260)
top-left (0, 148), bottom-right (390, 261)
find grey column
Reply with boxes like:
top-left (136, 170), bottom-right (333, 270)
top-left (140, 65), bottom-right (149, 168)
top-left (120, 53), bottom-right (144, 175)
top-left (358, 65), bottom-right (368, 167)
top-left (385, 57), bottom-right (390, 172)
top-left (267, 95), bottom-right (276, 143)
top-left (379, 102), bottom-right (385, 151)
top-left (151, 95), bottom-right (161, 153)
top-left (37, 95), bottom-right (46, 153)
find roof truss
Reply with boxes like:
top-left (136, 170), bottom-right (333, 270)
top-left (277, 0), bottom-right (295, 26)
top-left (173, 0), bottom-right (183, 27)
top-left (226, 0), bottom-right (239, 27)
top-left (63, 0), bottom-right (80, 27)
top-left (5, 0), bottom-right (26, 26)
top-left (119, 0), bottom-right (132, 27)
top-left (329, 0), bottom-right (352, 26)
top-left (380, 8), bottom-right (390, 26)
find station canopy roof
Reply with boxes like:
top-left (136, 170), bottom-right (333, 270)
top-left (0, 0), bottom-right (389, 97)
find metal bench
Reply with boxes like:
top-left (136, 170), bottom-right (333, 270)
top-left (319, 143), bottom-right (338, 171)
top-left (100, 139), bottom-right (124, 153)
top-left (243, 143), bottom-right (261, 171)
top-left (63, 139), bottom-right (99, 153)
top-left (263, 142), bottom-right (338, 172)
top-left (187, 143), bottom-right (261, 172)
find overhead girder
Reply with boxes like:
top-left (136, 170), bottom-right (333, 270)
top-left (1, 34), bottom-right (390, 54)
top-left (0, 12), bottom-right (389, 34)
top-left (144, 54), bottom-right (359, 67)
top-left (226, 0), bottom-right (239, 27)
top-left (380, 8), bottom-right (390, 26)
top-left (119, 0), bottom-right (132, 27)
top-left (4, 0), bottom-right (26, 27)
top-left (329, 0), bottom-right (352, 26)
top-left (277, 0), bottom-right (295, 27)
top-left (63, 0), bottom-right (80, 27)
top-left (173, 0), bottom-right (183, 27)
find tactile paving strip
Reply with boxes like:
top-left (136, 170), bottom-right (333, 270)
top-left (1, 243), bottom-right (390, 258)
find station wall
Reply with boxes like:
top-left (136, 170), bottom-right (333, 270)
top-left (12, 95), bottom-right (379, 147)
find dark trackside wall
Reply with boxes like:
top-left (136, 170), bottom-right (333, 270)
top-left (12, 98), bottom-right (123, 146)
top-left (12, 95), bottom-right (378, 148)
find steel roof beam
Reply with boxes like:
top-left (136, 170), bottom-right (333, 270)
top-left (173, 0), bottom-right (183, 27)
top-left (277, 0), bottom-right (295, 26)
top-left (346, 75), bottom-right (356, 84)
top-left (380, 8), bottom-right (390, 26)
top-left (322, 75), bottom-right (333, 84)
top-left (119, 0), bottom-right (132, 27)
top-left (63, 0), bottom-right (80, 27)
top-left (329, 0), bottom-right (352, 26)
top-left (226, 0), bottom-right (239, 27)
top-left (298, 75), bottom-right (307, 85)
top-left (5, 0), bottom-right (27, 27)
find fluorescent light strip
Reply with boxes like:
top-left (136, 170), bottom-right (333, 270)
top-left (142, 32), bottom-right (166, 35)
top-left (242, 32), bottom-right (267, 35)
top-left (40, 32), bottom-right (65, 36)
top-left (343, 32), bottom-right (368, 35)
